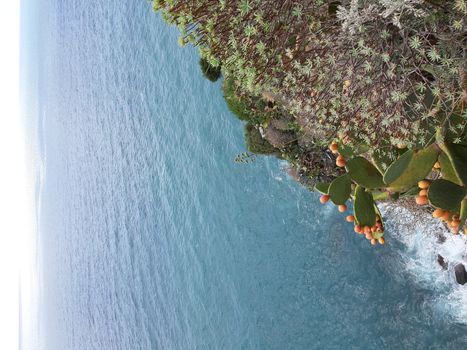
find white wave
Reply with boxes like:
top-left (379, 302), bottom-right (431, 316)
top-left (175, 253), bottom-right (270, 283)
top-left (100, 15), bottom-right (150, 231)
top-left (20, 106), bottom-right (47, 350)
top-left (380, 203), bottom-right (467, 324)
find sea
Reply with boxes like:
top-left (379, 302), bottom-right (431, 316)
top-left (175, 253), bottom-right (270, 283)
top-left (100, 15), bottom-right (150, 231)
top-left (20, 0), bottom-right (467, 349)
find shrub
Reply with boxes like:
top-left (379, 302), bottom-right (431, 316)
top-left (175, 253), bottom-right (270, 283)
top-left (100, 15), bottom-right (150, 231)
top-left (199, 57), bottom-right (221, 82)
top-left (244, 123), bottom-right (278, 155)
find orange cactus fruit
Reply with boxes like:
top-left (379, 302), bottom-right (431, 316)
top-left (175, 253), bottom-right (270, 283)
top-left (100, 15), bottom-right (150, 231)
top-left (378, 237), bottom-right (385, 245)
top-left (419, 189), bottom-right (427, 197)
top-left (346, 215), bottom-right (355, 222)
top-left (338, 204), bottom-right (347, 213)
top-left (370, 238), bottom-right (377, 245)
top-left (452, 227), bottom-right (459, 234)
top-left (432, 208), bottom-right (444, 218)
top-left (418, 180), bottom-right (430, 189)
top-left (415, 196), bottom-right (428, 205)
top-left (329, 142), bottom-right (339, 153)
top-left (441, 211), bottom-right (451, 222)
top-left (354, 225), bottom-right (363, 234)
top-left (319, 195), bottom-right (330, 204)
top-left (450, 220), bottom-right (460, 228)
top-left (336, 159), bottom-right (346, 167)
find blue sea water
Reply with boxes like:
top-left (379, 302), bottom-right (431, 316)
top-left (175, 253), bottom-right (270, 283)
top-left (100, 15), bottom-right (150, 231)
top-left (22, 0), bottom-right (467, 349)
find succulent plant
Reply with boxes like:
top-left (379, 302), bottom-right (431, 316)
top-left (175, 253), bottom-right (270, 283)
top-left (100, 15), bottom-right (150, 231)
top-left (460, 199), bottom-right (467, 228)
top-left (441, 143), bottom-right (467, 186)
top-left (427, 179), bottom-right (467, 213)
top-left (345, 157), bottom-right (385, 189)
top-left (385, 144), bottom-right (439, 191)
top-left (315, 182), bottom-right (330, 195)
top-left (383, 150), bottom-right (413, 184)
top-left (353, 186), bottom-right (377, 228)
top-left (328, 174), bottom-right (352, 205)
top-left (439, 151), bottom-right (462, 185)
top-left (317, 138), bottom-right (467, 242)
top-left (338, 143), bottom-right (369, 158)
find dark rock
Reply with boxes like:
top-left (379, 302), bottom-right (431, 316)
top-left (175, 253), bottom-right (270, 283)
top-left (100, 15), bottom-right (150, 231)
top-left (437, 254), bottom-right (447, 270)
top-left (454, 264), bottom-right (467, 285)
top-left (436, 234), bottom-right (446, 244)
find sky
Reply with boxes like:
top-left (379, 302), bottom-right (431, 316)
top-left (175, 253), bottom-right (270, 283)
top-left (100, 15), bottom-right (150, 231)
top-left (0, 1), bottom-right (30, 350)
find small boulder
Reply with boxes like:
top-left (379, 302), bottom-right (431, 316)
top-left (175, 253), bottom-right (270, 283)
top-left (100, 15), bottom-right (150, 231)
top-left (436, 234), bottom-right (446, 244)
top-left (437, 254), bottom-right (448, 270)
top-left (454, 264), bottom-right (467, 285)
top-left (263, 126), bottom-right (296, 148)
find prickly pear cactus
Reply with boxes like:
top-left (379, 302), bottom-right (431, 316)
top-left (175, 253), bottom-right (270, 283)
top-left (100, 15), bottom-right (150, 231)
top-left (386, 144), bottom-right (439, 191)
top-left (346, 157), bottom-right (385, 189)
top-left (427, 179), bottom-right (466, 212)
top-left (354, 186), bottom-right (376, 227)
top-left (328, 174), bottom-right (352, 205)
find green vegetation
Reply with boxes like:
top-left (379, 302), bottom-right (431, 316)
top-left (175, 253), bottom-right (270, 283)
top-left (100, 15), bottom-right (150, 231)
top-left (199, 58), bottom-right (221, 82)
top-left (153, 0), bottom-right (467, 243)
top-left (244, 123), bottom-right (278, 155)
top-left (318, 137), bottom-right (467, 241)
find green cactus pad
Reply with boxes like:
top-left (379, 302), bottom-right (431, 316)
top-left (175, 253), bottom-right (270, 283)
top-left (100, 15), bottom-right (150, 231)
top-left (345, 157), bottom-right (385, 189)
top-left (383, 150), bottom-right (413, 184)
top-left (443, 143), bottom-right (467, 186)
top-left (460, 199), bottom-right (467, 227)
top-left (338, 143), bottom-right (369, 158)
top-left (315, 182), bottom-right (330, 194)
top-left (401, 186), bottom-right (419, 198)
top-left (354, 186), bottom-right (376, 227)
top-left (387, 144), bottom-right (439, 191)
top-left (427, 179), bottom-right (466, 213)
top-left (328, 174), bottom-right (352, 205)
top-left (371, 191), bottom-right (390, 201)
top-left (439, 152), bottom-right (462, 185)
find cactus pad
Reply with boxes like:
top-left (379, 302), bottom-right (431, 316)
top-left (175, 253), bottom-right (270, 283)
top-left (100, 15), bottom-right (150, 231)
top-left (383, 150), bottom-right (413, 185)
top-left (439, 151), bottom-right (462, 185)
top-left (338, 143), bottom-right (369, 158)
top-left (387, 144), bottom-right (439, 191)
top-left (346, 157), bottom-right (385, 189)
top-left (328, 174), bottom-right (352, 205)
top-left (315, 182), bottom-right (330, 195)
top-left (460, 199), bottom-right (467, 227)
top-left (443, 143), bottom-right (467, 186)
top-left (354, 186), bottom-right (377, 227)
top-left (427, 179), bottom-right (466, 213)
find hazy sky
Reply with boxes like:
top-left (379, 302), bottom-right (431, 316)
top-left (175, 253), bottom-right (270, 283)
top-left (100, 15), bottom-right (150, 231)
top-left (0, 2), bottom-right (30, 350)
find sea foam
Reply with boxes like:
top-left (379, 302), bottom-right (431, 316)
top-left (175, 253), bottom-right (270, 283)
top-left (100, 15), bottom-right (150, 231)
top-left (381, 203), bottom-right (467, 325)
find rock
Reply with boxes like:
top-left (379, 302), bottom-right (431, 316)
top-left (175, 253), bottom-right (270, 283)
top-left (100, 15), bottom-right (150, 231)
top-left (261, 91), bottom-right (278, 103)
top-left (263, 126), bottom-right (296, 148)
top-left (436, 234), bottom-right (446, 244)
top-left (269, 116), bottom-right (295, 131)
top-left (437, 254), bottom-right (447, 270)
top-left (454, 264), bottom-right (467, 285)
